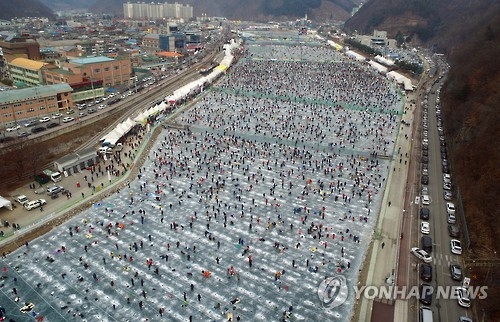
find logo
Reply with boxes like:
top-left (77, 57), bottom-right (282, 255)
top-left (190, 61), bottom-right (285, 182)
top-left (318, 275), bottom-right (349, 308)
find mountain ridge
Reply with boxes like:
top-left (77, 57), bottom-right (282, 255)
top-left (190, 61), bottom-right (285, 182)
top-left (0, 0), bottom-right (54, 20)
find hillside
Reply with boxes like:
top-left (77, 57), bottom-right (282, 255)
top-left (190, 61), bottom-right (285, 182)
top-left (0, 0), bottom-right (54, 20)
top-left (347, 0), bottom-right (500, 319)
top-left (38, 0), bottom-right (98, 11)
top-left (344, 0), bottom-right (499, 51)
top-left (38, 0), bottom-right (361, 22)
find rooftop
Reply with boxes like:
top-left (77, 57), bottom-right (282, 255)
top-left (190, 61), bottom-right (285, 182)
top-left (68, 56), bottom-right (115, 65)
top-left (156, 51), bottom-right (184, 58)
top-left (10, 57), bottom-right (47, 70)
top-left (0, 83), bottom-right (73, 105)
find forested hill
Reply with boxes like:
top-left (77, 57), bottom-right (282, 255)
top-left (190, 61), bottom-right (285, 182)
top-left (348, 0), bottom-right (500, 319)
top-left (0, 0), bottom-right (54, 20)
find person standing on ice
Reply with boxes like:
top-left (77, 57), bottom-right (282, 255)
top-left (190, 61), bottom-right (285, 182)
top-left (248, 255), bottom-right (252, 267)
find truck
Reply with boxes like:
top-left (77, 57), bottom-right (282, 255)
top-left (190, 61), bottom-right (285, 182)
top-left (43, 169), bottom-right (62, 183)
top-left (14, 194), bottom-right (29, 205)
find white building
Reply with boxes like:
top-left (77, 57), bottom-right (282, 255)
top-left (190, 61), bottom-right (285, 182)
top-left (123, 2), bottom-right (193, 20)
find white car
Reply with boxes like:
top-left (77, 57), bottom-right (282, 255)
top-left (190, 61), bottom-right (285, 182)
top-left (52, 113), bottom-right (62, 119)
top-left (6, 125), bottom-right (20, 132)
top-left (411, 247), bottom-right (433, 263)
top-left (447, 202), bottom-right (456, 214)
top-left (24, 199), bottom-right (46, 211)
top-left (39, 116), bottom-right (51, 123)
top-left (451, 239), bottom-right (462, 255)
top-left (456, 287), bottom-right (471, 308)
top-left (421, 222), bottom-right (430, 235)
top-left (448, 213), bottom-right (456, 224)
top-left (98, 104), bottom-right (106, 110)
top-left (422, 195), bottom-right (430, 205)
top-left (62, 116), bottom-right (74, 123)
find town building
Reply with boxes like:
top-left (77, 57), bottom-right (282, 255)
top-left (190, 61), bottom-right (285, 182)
top-left (123, 2), bottom-right (193, 20)
top-left (8, 57), bottom-right (48, 87)
top-left (0, 83), bottom-right (73, 126)
top-left (61, 56), bottom-right (133, 89)
top-left (354, 30), bottom-right (397, 49)
top-left (159, 33), bottom-right (186, 52)
top-left (142, 34), bottom-right (161, 52)
top-left (0, 34), bottom-right (41, 61)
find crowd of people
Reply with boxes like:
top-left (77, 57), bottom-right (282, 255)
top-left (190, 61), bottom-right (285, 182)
top-left (0, 38), bottom-right (406, 321)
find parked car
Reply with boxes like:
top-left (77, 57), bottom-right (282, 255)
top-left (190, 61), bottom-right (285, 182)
top-left (451, 239), bottom-right (462, 255)
top-left (46, 122), bottom-right (59, 129)
top-left (52, 113), bottom-right (62, 119)
top-left (6, 125), bottom-right (20, 132)
top-left (421, 236), bottom-right (433, 253)
top-left (456, 287), bottom-right (471, 308)
top-left (448, 224), bottom-right (460, 238)
top-left (447, 202), bottom-right (456, 214)
top-left (448, 213), bottom-right (456, 224)
top-left (17, 131), bottom-right (29, 137)
top-left (39, 116), bottom-right (51, 123)
top-left (443, 191), bottom-right (453, 201)
top-left (14, 195), bottom-right (29, 205)
top-left (420, 208), bottom-right (430, 220)
top-left (47, 186), bottom-right (64, 195)
top-left (419, 283), bottom-right (433, 305)
top-left (422, 195), bottom-right (430, 205)
top-left (421, 175), bottom-right (429, 185)
top-left (24, 199), bottom-right (46, 211)
top-left (66, 109), bottom-right (75, 114)
top-left (450, 264), bottom-right (463, 281)
top-left (420, 263), bottom-right (433, 281)
top-left (62, 117), bottom-right (74, 123)
top-left (421, 222), bottom-right (430, 235)
top-left (87, 108), bottom-right (97, 114)
top-left (411, 247), bottom-right (433, 263)
top-left (24, 120), bottom-right (37, 127)
top-left (31, 126), bottom-right (46, 134)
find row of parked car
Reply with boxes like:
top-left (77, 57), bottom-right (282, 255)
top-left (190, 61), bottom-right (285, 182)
top-left (13, 185), bottom-right (67, 211)
top-left (412, 89), bottom-right (472, 313)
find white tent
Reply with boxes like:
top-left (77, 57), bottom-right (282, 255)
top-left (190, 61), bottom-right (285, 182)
top-left (345, 50), bottom-right (365, 61)
top-left (102, 130), bottom-right (122, 145)
top-left (368, 60), bottom-right (388, 74)
top-left (374, 55), bottom-right (395, 66)
top-left (134, 110), bottom-right (149, 124)
top-left (387, 71), bottom-right (414, 91)
top-left (0, 196), bottom-right (12, 211)
top-left (327, 40), bottom-right (343, 51)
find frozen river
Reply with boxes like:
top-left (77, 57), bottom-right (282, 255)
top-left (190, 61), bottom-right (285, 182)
top-left (0, 32), bottom-right (404, 322)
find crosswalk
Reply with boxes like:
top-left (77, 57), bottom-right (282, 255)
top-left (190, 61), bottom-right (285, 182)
top-left (433, 253), bottom-right (456, 266)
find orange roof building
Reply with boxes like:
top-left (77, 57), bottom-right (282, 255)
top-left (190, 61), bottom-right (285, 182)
top-left (156, 51), bottom-right (184, 58)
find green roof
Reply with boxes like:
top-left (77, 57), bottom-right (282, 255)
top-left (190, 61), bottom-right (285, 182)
top-left (0, 84), bottom-right (73, 105)
top-left (69, 56), bottom-right (115, 65)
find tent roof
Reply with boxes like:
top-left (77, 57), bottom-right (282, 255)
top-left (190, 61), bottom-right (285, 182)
top-left (0, 196), bottom-right (13, 211)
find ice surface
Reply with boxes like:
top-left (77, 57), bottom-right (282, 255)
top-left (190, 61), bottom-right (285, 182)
top-left (0, 35), bottom-right (402, 322)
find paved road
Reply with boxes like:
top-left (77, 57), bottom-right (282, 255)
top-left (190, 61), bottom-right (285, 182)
top-left (424, 82), bottom-right (469, 321)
